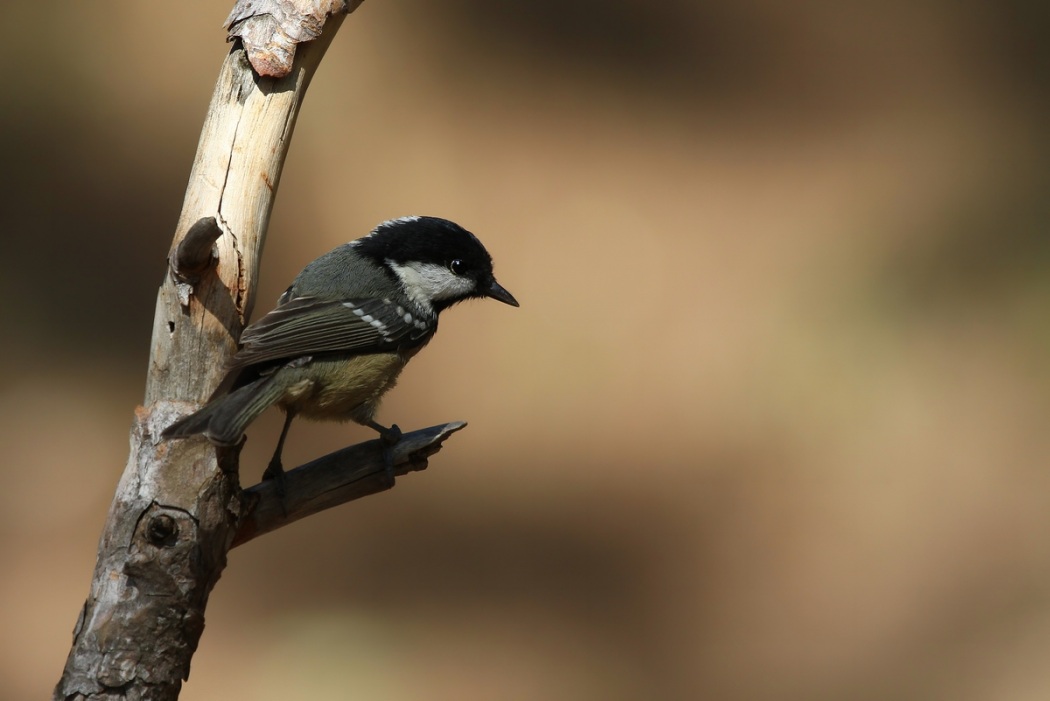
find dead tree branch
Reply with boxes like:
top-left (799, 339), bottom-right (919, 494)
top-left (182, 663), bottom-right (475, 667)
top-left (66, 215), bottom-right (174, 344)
top-left (52, 3), bottom-right (463, 699)
top-left (233, 421), bottom-right (466, 547)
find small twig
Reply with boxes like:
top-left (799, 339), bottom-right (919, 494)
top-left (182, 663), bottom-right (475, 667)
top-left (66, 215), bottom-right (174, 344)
top-left (232, 421), bottom-right (467, 547)
top-left (172, 216), bottom-right (223, 280)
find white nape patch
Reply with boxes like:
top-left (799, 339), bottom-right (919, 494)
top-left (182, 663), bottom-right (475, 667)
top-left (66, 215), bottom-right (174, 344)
top-left (382, 215), bottom-right (423, 227)
top-left (352, 216), bottom-right (423, 246)
top-left (387, 260), bottom-right (476, 310)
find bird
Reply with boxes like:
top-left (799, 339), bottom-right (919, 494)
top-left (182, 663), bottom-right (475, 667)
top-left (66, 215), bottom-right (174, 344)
top-left (163, 215), bottom-right (518, 488)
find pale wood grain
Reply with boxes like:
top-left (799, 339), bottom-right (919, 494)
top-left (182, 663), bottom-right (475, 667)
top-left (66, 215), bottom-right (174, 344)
top-left (54, 9), bottom-right (353, 700)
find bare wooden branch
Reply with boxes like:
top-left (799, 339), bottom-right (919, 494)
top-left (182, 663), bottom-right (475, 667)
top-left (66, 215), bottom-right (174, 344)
top-left (233, 421), bottom-right (467, 547)
top-left (55, 6), bottom-right (353, 699)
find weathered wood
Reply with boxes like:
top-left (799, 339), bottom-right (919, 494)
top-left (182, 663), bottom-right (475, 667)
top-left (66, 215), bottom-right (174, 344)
top-left (233, 422), bottom-right (466, 547)
top-left (172, 217), bottom-right (223, 281)
top-left (54, 7), bottom-right (352, 700)
top-left (226, 0), bottom-right (363, 77)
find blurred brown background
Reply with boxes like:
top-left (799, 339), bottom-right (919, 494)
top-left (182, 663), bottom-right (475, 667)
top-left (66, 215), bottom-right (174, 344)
top-left (3, 1), bottom-right (1050, 699)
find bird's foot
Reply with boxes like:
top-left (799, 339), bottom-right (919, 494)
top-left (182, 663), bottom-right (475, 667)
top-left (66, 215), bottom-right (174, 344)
top-left (262, 458), bottom-right (287, 499)
top-left (378, 423), bottom-right (402, 447)
top-left (368, 421), bottom-right (402, 485)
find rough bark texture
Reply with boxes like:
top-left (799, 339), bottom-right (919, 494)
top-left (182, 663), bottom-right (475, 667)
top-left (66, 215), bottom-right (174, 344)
top-left (226, 0), bottom-right (362, 77)
top-left (55, 8), bottom-right (352, 700)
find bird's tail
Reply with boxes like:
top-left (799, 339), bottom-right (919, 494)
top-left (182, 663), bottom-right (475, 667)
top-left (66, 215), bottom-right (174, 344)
top-left (163, 375), bottom-right (285, 446)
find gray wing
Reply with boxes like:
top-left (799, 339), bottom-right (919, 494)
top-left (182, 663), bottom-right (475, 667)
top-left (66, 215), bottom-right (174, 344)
top-left (228, 296), bottom-right (433, 372)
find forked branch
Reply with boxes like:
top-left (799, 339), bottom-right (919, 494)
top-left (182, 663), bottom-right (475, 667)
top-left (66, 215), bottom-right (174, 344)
top-left (52, 4), bottom-right (464, 700)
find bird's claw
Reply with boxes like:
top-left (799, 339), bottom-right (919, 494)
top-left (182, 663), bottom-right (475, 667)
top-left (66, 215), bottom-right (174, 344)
top-left (262, 458), bottom-right (287, 499)
top-left (367, 421), bottom-right (402, 486)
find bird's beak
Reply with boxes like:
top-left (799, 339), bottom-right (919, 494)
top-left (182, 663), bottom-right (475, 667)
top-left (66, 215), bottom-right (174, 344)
top-left (485, 278), bottom-right (519, 307)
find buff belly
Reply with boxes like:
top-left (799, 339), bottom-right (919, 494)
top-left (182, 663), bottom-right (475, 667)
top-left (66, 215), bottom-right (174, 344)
top-left (276, 352), bottom-right (407, 425)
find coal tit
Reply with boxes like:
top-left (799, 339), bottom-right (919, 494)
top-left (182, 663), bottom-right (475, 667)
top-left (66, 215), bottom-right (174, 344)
top-left (163, 216), bottom-right (518, 484)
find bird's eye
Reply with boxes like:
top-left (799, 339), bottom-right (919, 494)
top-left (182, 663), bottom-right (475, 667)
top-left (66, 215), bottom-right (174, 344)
top-left (449, 259), bottom-right (466, 275)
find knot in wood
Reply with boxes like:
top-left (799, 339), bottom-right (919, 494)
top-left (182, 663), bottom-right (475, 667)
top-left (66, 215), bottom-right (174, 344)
top-left (147, 513), bottom-right (179, 547)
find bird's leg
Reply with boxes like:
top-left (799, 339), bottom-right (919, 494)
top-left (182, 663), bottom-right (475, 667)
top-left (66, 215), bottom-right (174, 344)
top-left (263, 411), bottom-right (296, 497)
top-left (366, 420), bottom-right (402, 484)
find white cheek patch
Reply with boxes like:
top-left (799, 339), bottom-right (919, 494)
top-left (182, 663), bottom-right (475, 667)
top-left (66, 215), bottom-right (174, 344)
top-left (388, 260), bottom-right (476, 309)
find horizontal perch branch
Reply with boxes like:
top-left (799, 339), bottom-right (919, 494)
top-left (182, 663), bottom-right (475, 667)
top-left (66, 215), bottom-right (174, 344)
top-left (233, 421), bottom-right (467, 547)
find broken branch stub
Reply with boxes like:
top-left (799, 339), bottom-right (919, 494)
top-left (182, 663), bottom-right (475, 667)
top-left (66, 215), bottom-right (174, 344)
top-left (225, 0), bottom-right (363, 77)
